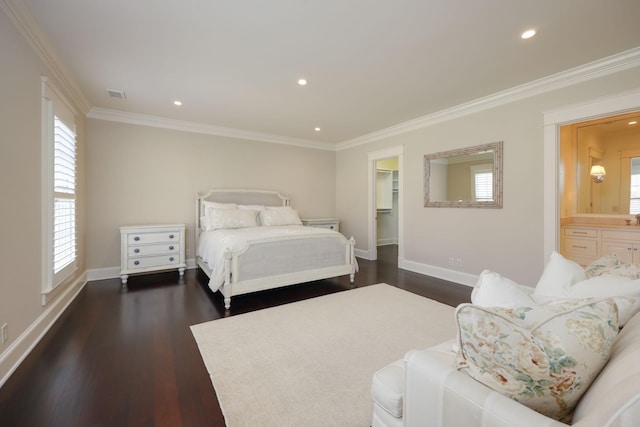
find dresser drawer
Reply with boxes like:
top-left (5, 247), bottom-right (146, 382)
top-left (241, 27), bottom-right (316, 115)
top-left (127, 231), bottom-right (180, 245)
top-left (564, 237), bottom-right (598, 257)
top-left (128, 243), bottom-right (180, 257)
top-left (564, 228), bottom-right (598, 238)
top-left (127, 254), bottom-right (182, 270)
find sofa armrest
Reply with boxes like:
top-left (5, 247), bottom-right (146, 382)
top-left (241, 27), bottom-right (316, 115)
top-left (403, 341), bottom-right (566, 427)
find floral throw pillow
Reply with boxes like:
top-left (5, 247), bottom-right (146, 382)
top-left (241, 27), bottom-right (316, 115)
top-left (585, 253), bottom-right (640, 279)
top-left (455, 299), bottom-right (619, 422)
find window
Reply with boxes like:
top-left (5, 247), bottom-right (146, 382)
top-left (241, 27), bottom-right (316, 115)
top-left (470, 164), bottom-right (493, 202)
top-left (630, 158), bottom-right (640, 214)
top-left (42, 77), bottom-right (77, 300)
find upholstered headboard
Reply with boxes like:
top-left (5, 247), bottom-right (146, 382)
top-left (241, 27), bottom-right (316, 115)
top-left (195, 189), bottom-right (290, 243)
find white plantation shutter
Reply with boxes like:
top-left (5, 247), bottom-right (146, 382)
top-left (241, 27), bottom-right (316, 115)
top-left (630, 163), bottom-right (640, 215)
top-left (53, 117), bottom-right (76, 277)
top-left (470, 164), bottom-right (493, 202)
top-left (474, 172), bottom-right (493, 201)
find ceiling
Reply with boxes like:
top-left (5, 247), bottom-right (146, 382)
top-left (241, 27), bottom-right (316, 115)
top-left (22, 0), bottom-right (640, 146)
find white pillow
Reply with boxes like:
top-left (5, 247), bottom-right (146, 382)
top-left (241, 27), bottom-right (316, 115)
top-left (202, 200), bottom-right (237, 210)
top-left (456, 299), bottom-right (619, 422)
top-left (203, 208), bottom-right (258, 230)
top-left (259, 206), bottom-right (302, 226)
top-left (534, 251), bottom-right (587, 296)
top-left (471, 270), bottom-right (535, 308)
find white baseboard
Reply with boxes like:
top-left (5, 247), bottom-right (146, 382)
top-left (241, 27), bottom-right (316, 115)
top-left (354, 248), bottom-right (373, 260)
top-left (87, 258), bottom-right (198, 282)
top-left (0, 272), bottom-right (87, 388)
top-left (399, 259), bottom-right (477, 287)
top-left (376, 238), bottom-right (398, 246)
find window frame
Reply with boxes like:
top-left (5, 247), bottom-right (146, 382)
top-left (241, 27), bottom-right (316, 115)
top-left (41, 77), bottom-right (78, 305)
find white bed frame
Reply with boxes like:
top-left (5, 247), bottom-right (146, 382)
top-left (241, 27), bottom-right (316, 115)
top-left (195, 189), bottom-right (356, 309)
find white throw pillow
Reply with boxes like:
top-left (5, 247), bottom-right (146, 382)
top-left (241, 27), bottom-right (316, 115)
top-left (456, 299), bottom-right (619, 422)
top-left (259, 206), bottom-right (302, 226)
top-left (471, 270), bottom-right (535, 308)
top-left (534, 251), bottom-right (587, 297)
top-left (203, 208), bottom-right (259, 230)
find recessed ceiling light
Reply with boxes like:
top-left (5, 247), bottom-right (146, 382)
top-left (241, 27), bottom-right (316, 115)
top-left (298, 79), bottom-right (308, 86)
top-left (174, 100), bottom-right (182, 106)
top-left (629, 121), bottom-right (638, 125)
top-left (521, 29), bottom-right (536, 39)
top-left (314, 127), bottom-right (321, 132)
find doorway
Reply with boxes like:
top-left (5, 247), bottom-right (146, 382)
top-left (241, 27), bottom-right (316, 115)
top-left (368, 146), bottom-right (404, 263)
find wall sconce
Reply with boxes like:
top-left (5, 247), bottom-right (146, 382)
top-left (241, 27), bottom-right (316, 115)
top-left (590, 165), bottom-right (606, 183)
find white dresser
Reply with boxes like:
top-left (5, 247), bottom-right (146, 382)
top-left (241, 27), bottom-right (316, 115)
top-left (301, 218), bottom-right (340, 232)
top-left (120, 224), bottom-right (186, 286)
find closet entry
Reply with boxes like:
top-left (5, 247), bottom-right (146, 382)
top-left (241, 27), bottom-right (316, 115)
top-left (376, 157), bottom-right (399, 264)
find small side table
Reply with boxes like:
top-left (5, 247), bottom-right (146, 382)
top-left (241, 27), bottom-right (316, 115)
top-left (120, 224), bottom-right (186, 287)
top-left (301, 218), bottom-right (340, 232)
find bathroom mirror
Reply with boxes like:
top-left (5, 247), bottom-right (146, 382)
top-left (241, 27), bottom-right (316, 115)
top-left (424, 141), bottom-right (503, 208)
top-left (572, 113), bottom-right (640, 215)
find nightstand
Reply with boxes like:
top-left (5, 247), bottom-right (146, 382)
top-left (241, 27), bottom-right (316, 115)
top-left (120, 224), bottom-right (186, 286)
top-left (301, 218), bottom-right (340, 232)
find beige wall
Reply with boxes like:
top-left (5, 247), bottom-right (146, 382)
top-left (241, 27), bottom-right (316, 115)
top-left (85, 120), bottom-right (337, 269)
top-left (0, 8), bottom-right (87, 382)
top-left (336, 69), bottom-right (640, 287)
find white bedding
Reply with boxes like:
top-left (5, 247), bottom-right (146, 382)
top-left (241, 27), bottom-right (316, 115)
top-left (197, 225), bottom-right (348, 291)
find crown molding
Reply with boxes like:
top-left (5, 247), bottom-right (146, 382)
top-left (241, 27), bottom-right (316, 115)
top-left (336, 47), bottom-right (640, 151)
top-left (0, 0), bottom-right (91, 114)
top-left (87, 108), bottom-right (336, 151)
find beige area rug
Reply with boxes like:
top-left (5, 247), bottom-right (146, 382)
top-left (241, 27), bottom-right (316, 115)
top-left (190, 283), bottom-right (457, 427)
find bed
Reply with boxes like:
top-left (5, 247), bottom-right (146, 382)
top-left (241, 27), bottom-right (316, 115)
top-left (195, 189), bottom-right (357, 309)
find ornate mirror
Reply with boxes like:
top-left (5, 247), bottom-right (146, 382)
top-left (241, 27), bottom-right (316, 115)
top-left (424, 141), bottom-right (503, 208)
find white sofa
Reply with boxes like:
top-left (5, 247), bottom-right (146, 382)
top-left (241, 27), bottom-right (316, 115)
top-left (372, 309), bottom-right (640, 426)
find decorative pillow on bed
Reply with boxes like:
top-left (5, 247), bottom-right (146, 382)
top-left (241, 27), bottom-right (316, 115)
top-left (259, 206), bottom-right (302, 226)
top-left (203, 208), bottom-right (259, 230)
top-left (455, 299), bottom-right (619, 422)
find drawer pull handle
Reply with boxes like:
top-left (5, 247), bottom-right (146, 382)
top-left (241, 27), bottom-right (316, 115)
top-left (134, 248), bottom-right (140, 253)
top-left (169, 245), bottom-right (174, 250)
top-left (169, 234), bottom-right (175, 239)
top-left (134, 260), bottom-right (140, 266)
top-left (573, 231), bottom-right (587, 234)
top-left (134, 236), bottom-right (140, 241)
top-left (572, 245), bottom-right (587, 249)
top-left (169, 257), bottom-right (175, 262)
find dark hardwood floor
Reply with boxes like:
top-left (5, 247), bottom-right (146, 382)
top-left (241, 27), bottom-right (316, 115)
top-left (0, 245), bottom-right (471, 427)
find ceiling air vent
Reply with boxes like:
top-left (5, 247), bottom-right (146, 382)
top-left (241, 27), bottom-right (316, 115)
top-left (106, 89), bottom-right (126, 100)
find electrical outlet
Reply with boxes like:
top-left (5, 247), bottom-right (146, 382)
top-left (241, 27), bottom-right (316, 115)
top-left (456, 258), bottom-right (463, 269)
top-left (1, 323), bottom-right (7, 345)
top-left (448, 257), bottom-right (455, 267)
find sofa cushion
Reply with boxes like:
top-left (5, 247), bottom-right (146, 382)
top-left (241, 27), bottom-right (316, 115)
top-left (455, 299), bottom-right (619, 422)
top-left (471, 270), bottom-right (536, 308)
top-left (371, 359), bottom-right (405, 418)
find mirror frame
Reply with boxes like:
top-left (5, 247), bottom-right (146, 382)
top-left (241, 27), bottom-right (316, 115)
top-left (424, 141), bottom-right (503, 208)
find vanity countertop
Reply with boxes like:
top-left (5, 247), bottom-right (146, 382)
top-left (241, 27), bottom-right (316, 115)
top-left (565, 222), bottom-right (640, 230)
